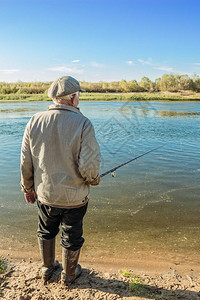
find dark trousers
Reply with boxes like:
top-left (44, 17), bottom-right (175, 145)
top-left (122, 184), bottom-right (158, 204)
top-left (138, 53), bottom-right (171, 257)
top-left (37, 200), bottom-right (88, 251)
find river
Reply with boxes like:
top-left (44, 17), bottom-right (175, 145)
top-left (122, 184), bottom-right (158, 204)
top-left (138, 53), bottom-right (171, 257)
top-left (0, 100), bottom-right (199, 260)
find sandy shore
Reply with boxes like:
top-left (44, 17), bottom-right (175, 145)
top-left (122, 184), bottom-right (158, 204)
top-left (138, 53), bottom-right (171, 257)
top-left (1, 252), bottom-right (200, 300)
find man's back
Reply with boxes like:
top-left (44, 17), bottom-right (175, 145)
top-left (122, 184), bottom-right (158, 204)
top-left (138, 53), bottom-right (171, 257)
top-left (21, 104), bottom-right (101, 208)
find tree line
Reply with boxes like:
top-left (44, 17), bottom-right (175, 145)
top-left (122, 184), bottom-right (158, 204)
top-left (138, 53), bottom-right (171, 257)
top-left (0, 74), bottom-right (200, 94)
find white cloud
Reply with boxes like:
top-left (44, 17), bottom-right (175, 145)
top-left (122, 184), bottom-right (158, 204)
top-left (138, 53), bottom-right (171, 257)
top-left (138, 58), bottom-right (181, 73)
top-left (138, 59), bottom-right (154, 66)
top-left (90, 61), bottom-right (105, 68)
top-left (193, 63), bottom-right (200, 66)
top-left (47, 66), bottom-right (84, 74)
top-left (1, 69), bottom-right (20, 74)
top-left (154, 66), bottom-right (174, 72)
top-left (126, 60), bottom-right (133, 65)
top-left (72, 60), bottom-right (80, 63)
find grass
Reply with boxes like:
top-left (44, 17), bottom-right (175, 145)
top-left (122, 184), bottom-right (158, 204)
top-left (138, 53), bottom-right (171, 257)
top-left (121, 270), bottom-right (147, 294)
top-left (0, 257), bottom-right (7, 274)
top-left (0, 93), bottom-right (50, 101)
top-left (121, 270), bottom-right (165, 299)
top-left (0, 91), bottom-right (200, 102)
top-left (0, 256), bottom-right (8, 297)
top-left (80, 91), bottom-right (200, 101)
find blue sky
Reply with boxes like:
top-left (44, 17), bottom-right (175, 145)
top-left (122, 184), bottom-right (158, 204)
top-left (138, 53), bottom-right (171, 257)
top-left (0, 0), bottom-right (200, 82)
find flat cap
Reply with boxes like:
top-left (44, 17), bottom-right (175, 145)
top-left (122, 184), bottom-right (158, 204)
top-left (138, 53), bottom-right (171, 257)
top-left (48, 76), bottom-right (85, 98)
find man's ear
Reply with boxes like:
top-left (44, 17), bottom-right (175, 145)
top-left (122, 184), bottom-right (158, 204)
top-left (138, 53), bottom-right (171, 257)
top-left (71, 93), bottom-right (76, 104)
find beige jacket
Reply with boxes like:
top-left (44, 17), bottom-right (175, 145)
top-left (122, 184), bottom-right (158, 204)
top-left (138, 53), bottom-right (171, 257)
top-left (20, 104), bottom-right (101, 208)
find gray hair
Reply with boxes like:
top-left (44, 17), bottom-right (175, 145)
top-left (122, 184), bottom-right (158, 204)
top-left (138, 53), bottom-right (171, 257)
top-left (53, 91), bottom-right (79, 104)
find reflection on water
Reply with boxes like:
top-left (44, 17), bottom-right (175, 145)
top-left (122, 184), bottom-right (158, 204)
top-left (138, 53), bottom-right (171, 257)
top-left (0, 101), bottom-right (200, 257)
top-left (0, 108), bottom-right (31, 113)
top-left (157, 111), bottom-right (200, 117)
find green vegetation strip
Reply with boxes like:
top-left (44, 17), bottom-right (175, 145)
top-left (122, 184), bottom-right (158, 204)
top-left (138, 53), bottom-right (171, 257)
top-left (0, 257), bottom-right (7, 274)
top-left (121, 270), bottom-right (148, 294)
top-left (0, 92), bottom-right (200, 102)
top-left (0, 256), bottom-right (8, 296)
top-left (1, 73), bottom-right (200, 94)
top-left (121, 270), bottom-right (164, 299)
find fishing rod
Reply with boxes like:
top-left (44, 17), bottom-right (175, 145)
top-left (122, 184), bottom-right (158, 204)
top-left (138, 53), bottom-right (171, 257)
top-left (100, 144), bottom-right (165, 178)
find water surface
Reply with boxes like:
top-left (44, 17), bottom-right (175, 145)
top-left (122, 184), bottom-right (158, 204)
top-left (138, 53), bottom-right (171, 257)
top-left (0, 101), bottom-right (199, 258)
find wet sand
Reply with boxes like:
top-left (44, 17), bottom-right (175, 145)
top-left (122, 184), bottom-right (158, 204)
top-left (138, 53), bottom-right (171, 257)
top-left (1, 248), bottom-right (200, 299)
top-left (1, 247), bottom-right (200, 274)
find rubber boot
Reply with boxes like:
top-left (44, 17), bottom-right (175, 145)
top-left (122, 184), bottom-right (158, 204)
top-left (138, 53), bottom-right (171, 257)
top-left (61, 248), bottom-right (82, 285)
top-left (38, 237), bottom-right (59, 281)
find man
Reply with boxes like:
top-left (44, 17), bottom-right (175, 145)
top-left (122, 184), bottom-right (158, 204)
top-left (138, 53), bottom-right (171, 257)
top-left (20, 76), bottom-right (101, 285)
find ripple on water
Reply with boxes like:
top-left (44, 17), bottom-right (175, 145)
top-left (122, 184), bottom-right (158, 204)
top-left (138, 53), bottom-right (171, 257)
top-left (0, 101), bottom-right (200, 254)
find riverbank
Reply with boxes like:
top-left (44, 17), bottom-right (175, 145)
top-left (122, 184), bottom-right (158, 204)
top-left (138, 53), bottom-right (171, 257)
top-left (0, 91), bottom-right (200, 102)
top-left (1, 252), bottom-right (200, 299)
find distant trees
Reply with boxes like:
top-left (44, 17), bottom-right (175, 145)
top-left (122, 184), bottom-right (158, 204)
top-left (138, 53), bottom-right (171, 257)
top-left (127, 80), bottom-right (143, 92)
top-left (81, 79), bottom-right (146, 92)
top-left (0, 81), bottom-right (50, 94)
top-left (191, 74), bottom-right (200, 92)
top-left (155, 74), bottom-right (197, 92)
top-left (139, 77), bottom-right (154, 92)
top-left (81, 75), bottom-right (200, 93)
top-left (0, 74), bottom-right (200, 94)
top-left (156, 74), bottom-right (178, 92)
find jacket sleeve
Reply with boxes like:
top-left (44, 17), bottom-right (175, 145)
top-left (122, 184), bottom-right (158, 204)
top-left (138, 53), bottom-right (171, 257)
top-left (20, 121), bottom-right (34, 193)
top-left (78, 119), bottom-right (101, 184)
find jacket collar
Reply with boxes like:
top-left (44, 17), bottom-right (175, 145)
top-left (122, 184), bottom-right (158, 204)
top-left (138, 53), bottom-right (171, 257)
top-left (48, 104), bottom-right (82, 115)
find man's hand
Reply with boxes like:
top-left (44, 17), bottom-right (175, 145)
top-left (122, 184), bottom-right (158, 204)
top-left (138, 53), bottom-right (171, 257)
top-left (24, 192), bottom-right (37, 204)
top-left (90, 176), bottom-right (101, 186)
